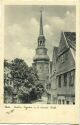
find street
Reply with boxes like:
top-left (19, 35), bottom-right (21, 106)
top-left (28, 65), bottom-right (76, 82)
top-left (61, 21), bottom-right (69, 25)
top-left (32, 96), bottom-right (48, 104)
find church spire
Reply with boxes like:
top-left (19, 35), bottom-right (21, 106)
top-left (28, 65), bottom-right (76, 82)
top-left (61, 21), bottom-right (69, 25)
top-left (38, 10), bottom-right (45, 47)
top-left (40, 10), bottom-right (43, 35)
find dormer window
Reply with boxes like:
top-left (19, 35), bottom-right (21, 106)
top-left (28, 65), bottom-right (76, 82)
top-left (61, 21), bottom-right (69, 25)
top-left (57, 54), bottom-right (65, 63)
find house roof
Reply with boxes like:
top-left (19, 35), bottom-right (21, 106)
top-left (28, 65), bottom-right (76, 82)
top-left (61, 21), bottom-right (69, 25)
top-left (64, 32), bottom-right (76, 50)
top-left (53, 47), bottom-right (58, 56)
top-left (52, 47), bottom-right (58, 62)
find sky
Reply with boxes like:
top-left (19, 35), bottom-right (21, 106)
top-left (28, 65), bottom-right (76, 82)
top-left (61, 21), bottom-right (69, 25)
top-left (4, 5), bottom-right (76, 66)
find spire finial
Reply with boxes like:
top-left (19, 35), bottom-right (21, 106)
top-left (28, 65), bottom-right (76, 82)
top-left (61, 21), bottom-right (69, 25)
top-left (40, 8), bottom-right (43, 35)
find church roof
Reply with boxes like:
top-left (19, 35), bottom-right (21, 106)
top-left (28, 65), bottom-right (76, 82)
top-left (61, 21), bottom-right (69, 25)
top-left (39, 10), bottom-right (43, 36)
top-left (64, 32), bottom-right (76, 50)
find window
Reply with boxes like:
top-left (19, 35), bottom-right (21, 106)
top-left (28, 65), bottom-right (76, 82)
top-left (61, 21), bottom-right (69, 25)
top-left (62, 99), bottom-right (65, 104)
top-left (69, 70), bottom-right (75, 86)
top-left (64, 73), bottom-right (67, 86)
top-left (58, 75), bottom-right (61, 87)
top-left (61, 54), bottom-right (64, 63)
top-left (73, 102), bottom-right (75, 105)
top-left (66, 101), bottom-right (69, 104)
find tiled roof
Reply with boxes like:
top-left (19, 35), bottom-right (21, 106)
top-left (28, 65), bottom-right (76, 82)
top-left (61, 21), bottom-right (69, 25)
top-left (64, 32), bottom-right (76, 50)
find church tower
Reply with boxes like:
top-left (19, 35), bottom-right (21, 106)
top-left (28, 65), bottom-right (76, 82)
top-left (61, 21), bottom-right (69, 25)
top-left (33, 10), bottom-right (50, 88)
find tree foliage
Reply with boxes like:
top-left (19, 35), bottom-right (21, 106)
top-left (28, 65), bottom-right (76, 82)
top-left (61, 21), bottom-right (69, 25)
top-left (4, 58), bottom-right (44, 103)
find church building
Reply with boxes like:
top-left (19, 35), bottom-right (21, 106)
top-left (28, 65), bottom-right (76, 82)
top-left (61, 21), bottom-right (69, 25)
top-left (33, 11), bottom-right (50, 89)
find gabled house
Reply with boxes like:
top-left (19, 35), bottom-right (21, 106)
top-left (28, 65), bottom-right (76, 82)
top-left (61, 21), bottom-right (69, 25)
top-left (48, 31), bottom-right (76, 104)
top-left (56, 32), bottom-right (76, 104)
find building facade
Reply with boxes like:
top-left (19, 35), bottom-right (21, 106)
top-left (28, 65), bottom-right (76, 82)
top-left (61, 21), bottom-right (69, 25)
top-left (50, 47), bottom-right (58, 104)
top-left (49, 32), bottom-right (76, 104)
top-left (33, 11), bottom-right (50, 89)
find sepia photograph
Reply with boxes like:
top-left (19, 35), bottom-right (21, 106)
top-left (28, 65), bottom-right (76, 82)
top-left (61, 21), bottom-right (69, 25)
top-left (4, 5), bottom-right (76, 104)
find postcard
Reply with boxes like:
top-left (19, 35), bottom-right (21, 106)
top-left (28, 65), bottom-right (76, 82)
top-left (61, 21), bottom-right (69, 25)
top-left (0, 0), bottom-right (80, 124)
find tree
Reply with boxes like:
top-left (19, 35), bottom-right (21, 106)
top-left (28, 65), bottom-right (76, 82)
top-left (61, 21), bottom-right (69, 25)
top-left (4, 60), bottom-right (13, 103)
top-left (4, 58), bottom-right (44, 103)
